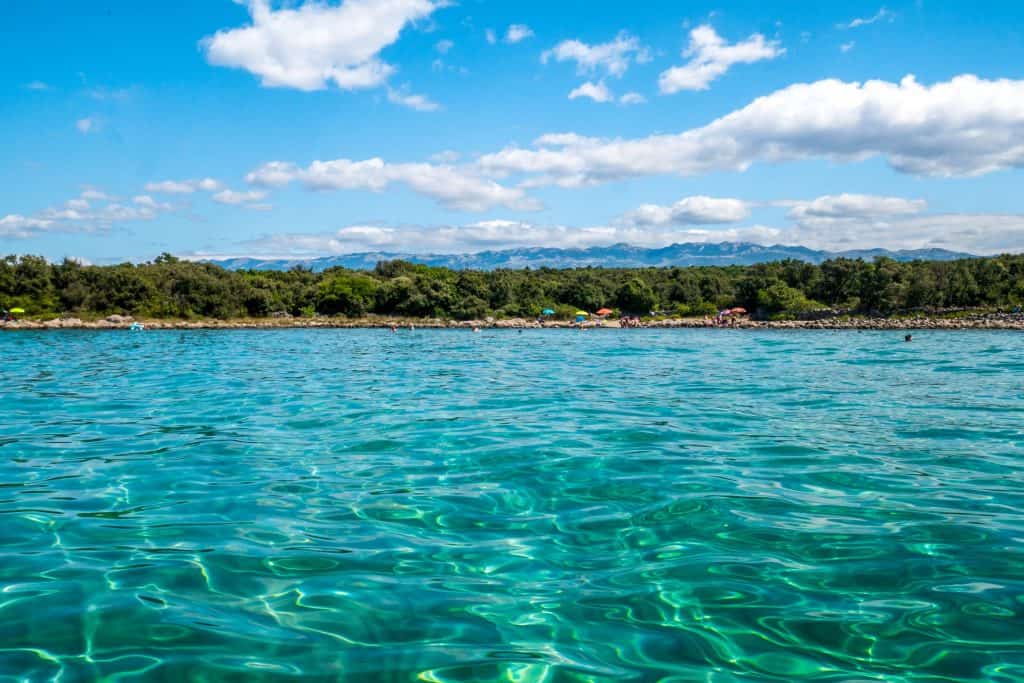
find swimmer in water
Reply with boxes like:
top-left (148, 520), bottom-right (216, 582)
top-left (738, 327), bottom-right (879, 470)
top-left (904, 334), bottom-right (913, 342)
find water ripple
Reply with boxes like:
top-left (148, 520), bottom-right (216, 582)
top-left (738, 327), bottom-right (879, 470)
top-left (1, 329), bottom-right (1023, 681)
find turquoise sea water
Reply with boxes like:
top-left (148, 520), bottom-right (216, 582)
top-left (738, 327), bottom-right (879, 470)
top-left (1, 329), bottom-right (1023, 682)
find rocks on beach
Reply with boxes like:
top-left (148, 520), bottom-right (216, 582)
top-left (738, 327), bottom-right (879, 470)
top-left (2, 312), bottom-right (1023, 331)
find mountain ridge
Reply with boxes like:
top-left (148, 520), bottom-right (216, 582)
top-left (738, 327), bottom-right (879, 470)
top-left (207, 242), bottom-right (976, 272)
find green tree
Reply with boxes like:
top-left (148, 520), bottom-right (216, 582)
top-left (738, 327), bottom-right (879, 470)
top-left (316, 271), bottom-right (378, 316)
top-left (616, 278), bottom-right (657, 314)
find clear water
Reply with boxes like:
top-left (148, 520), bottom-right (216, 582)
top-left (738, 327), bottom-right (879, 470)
top-left (2, 329), bottom-right (1023, 682)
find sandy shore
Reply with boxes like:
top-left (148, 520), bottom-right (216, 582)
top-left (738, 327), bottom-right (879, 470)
top-left (3, 313), bottom-right (1023, 331)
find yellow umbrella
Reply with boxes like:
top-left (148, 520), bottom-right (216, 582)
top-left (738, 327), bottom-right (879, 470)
top-left (9, 308), bottom-right (25, 314)
top-left (575, 311), bottom-right (588, 316)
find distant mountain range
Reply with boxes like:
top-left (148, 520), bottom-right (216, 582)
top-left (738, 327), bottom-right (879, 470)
top-left (208, 242), bottom-right (975, 272)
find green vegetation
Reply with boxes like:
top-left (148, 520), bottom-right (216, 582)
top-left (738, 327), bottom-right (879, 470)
top-left (2, 253), bottom-right (1023, 320)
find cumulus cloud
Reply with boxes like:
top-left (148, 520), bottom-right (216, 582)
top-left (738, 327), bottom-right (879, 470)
top-left (542, 31), bottom-right (650, 79)
top-left (132, 195), bottom-right (174, 211)
top-left (658, 25), bottom-right (784, 93)
top-left (786, 213), bottom-right (1024, 254)
top-left (504, 24), bottom-right (534, 44)
top-left (212, 189), bottom-right (268, 205)
top-left (1, 189), bottom-right (175, 239)
top-left (144, 178), bottom-right (224, 194)
top-left (201, 0), bottom-right (441, 91)
top-left (840, 7), bottom-right (894, 29)
top-left (840, 41), bottom-right (855, 53)
top-left (387, 85), bottom-right (440, 111)
top-left (80, 189), bottom-right (113, 201)
top-left (76, 117), bottom-right (98, 134)
top-left (0, 215), bottom-right (54, 238)
top-left (619, 92), bottom-right (646, 105)
top-left (780, 194), bottom-right (926, 222)
top-left (246, 157), bottom-right (539, 212)
top-left (485, 29), bottom-right (497, 45)
top-left (478, 75), bottom-right (1024, 185)
top-left (620, 196), bottom-right (751, 226)
top-left (568, 81), bottom-right (613, 103)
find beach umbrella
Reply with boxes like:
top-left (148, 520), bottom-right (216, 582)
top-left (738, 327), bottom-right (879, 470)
top-left (730, 307), bottom-right (748, 315)
top-left (719, 309), bottom-right (731, 316)
top-left (9, 308), bottom-right (25, 314)
top-left (541, 308), bottom-right (555, 316)
top-left (596, 308), bottom-right (613, 316)
top-left (575, 311), bottom-right (589, 317)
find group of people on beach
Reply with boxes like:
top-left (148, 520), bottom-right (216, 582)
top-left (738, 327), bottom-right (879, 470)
top-left (703, 315), bottom-right (740, 328)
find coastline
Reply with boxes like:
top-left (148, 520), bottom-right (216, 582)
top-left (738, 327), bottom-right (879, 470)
top-left (3, 313), bottom-right (1023, 331)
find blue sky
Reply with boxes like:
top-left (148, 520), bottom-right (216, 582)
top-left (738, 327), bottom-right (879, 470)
top-left (3, 0), bottom-right (1024, 262)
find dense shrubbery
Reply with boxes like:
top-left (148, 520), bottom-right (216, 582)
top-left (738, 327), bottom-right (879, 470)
top-left (2, 252), bottom-right (1023, 320)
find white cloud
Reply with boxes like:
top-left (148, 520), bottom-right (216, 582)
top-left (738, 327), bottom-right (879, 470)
top-left (620, 196), bottom-right (751, 226)
top-left (0, 215), bottom-right (54, 238)
top-left (387, 85), bottom-right (440, 111)
top-left (245, 162), bottom-right (298, 188)
top-left (568, 81), bottom-right (613, 103)
top-left (840, 41), bottom-right (855, 53)
top-left (435, 39), bottom-right (454, 54)
top-left (485, 29), bottom-right (497, 45)
top-left (478, 75), bottom-right (1024, 184)
top-left (201, 0), bottom-right (442, 91)
top-left (1, 189), bottom-right (177, 239)
top-left (542, 31), bottom-right (650, 79)
top-left (216, 205), bottom-right (1024, 257)
top-left (212, 189), bottom-right (268, 205)
top-left (246, 157), bottom-right (539, 212)
top-left (619, 92), bottom-right (646, 105)
top-left (26, 81), bottom-right (50, 91)
top-left (80, 189), bottom-right (113, 201)
top-left (787, 213), bottom-right (1024, 254)
top-left (781, 194), bottom-right (926, 222)
top-left (219, 220), bottom-right (786, 257)
top-left (132, 195), bottom-right (173, 211)
top-left (658, 24), bottom-right (784, 93)
top-left (144, 178), bottom-right (224, 194)
top-left (76, 117), bottom-right (98, 134)
top-left (840, 7), bottom-right (894, 29)
top-left (504, 24), bottom-right (534, 44)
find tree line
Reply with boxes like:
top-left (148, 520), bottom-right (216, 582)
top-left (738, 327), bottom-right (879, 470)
top-left (1, 252), bottom-right (1023, 320)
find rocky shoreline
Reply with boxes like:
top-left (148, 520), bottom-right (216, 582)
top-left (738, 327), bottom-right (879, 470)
top-left (3, 312), bottom-right (1023, 331)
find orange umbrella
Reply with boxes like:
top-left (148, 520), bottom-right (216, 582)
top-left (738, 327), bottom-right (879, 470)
top-left (596, 308), bottom-right (613, 316)
top-left (730, 307), bottom-right (748, 315)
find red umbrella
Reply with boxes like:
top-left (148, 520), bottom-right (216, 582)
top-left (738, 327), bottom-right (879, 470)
top-left (596, 308), bottom-right (613, 316)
